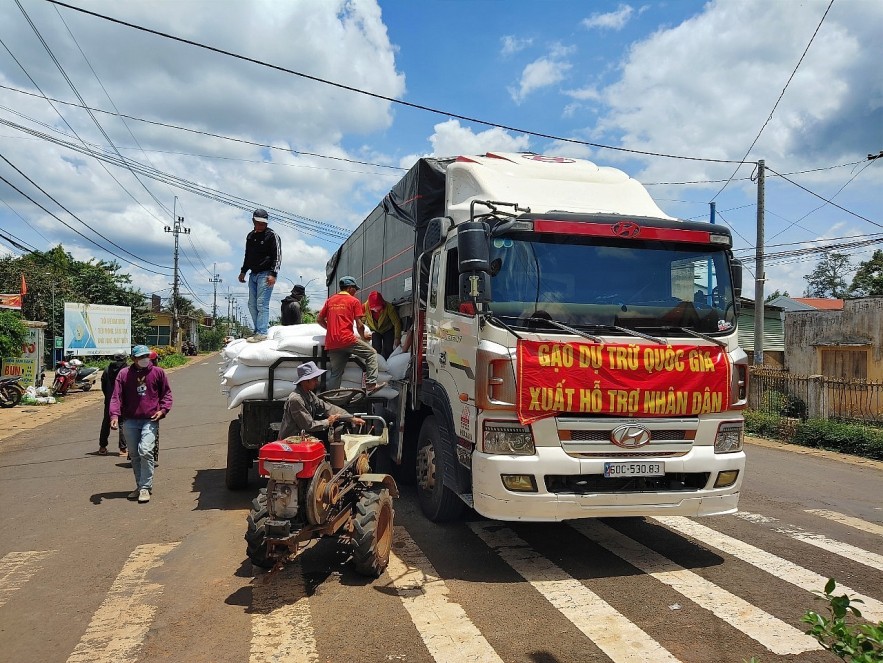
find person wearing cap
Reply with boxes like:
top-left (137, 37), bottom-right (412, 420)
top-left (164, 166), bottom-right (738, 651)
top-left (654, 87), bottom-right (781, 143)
top-left (98, 352), bottom-right (129, 456)
top-left (238, 208), bottom-right (282, 342)
top-left (317, 276), bottom-right (384, 392)
top-left (280, 284), bottom-right (306, 326)
top-left (109, 345), bottom-right (173, 504)
top-left (363, 291), bottom-right (401, 359)
top-left (278, 361), bottom-right (365, 440)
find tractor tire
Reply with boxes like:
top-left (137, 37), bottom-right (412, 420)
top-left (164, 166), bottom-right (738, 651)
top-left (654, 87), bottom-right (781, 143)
top-left (245, 489), bottom-right (274, 569)
top-left (81, 382), bottom-right (92, 392)
top-left (416, 416), bottom-right (464, 523)
top-left (225, 418), bottom-right (251, 490)
top-left (350, 488), bottom-right (394, 577)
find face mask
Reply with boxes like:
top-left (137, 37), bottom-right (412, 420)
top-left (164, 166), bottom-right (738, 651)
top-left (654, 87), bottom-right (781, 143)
top-left (136, 358), bottom-right (151, 368)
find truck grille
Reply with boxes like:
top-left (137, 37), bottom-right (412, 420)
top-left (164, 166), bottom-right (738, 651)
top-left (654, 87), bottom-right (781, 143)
top-left (544, 472), bottom-right (710, 494)
top-left (569, 429), bottom-right (688, 441)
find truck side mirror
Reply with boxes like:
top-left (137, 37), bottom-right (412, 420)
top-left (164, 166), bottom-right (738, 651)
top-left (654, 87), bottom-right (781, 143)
top-left (457, 221), bottom-right (490, 273)
top-left (459, 272), bottom-right (491, 306)
top-left (424, 217), bottom-right (453, 253)
top-left (730, 257), bottom-right (743, 298)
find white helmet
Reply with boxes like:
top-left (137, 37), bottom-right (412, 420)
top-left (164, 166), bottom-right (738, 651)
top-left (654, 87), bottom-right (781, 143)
top-left (70, 359), bottom-right (83, 367)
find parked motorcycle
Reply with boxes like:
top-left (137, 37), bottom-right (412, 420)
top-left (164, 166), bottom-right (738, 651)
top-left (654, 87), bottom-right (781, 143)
top-left (51, 359), bottom-right (101, 396)
top-left (0, 375), bottom-right (25, 408)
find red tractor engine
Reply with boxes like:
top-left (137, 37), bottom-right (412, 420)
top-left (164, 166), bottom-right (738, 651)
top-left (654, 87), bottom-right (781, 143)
top-left (258, 438), bottom-right (326, 522)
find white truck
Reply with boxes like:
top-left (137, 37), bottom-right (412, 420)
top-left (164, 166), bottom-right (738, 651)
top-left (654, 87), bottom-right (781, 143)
top-left (327, 152), bottom-right (747, 522)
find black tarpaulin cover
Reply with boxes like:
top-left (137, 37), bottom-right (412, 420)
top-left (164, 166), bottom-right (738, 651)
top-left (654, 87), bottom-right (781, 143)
top-left (326, 157), bottom-right (452, 305)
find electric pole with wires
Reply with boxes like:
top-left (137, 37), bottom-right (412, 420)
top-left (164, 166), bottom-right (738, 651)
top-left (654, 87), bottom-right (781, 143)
top-left (165, 197), bottom-right (190, 350)
top-left (209, 263), bottom-right (222, 326)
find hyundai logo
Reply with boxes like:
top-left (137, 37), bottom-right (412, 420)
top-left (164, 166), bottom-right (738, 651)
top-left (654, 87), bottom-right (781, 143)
top-left (610, 424), bottom-right (651, 448)
top-left (612, 221), bottom-right (640, 238)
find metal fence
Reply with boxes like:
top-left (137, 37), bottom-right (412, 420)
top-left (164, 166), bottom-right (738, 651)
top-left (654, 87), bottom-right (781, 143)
top-left (748, 368), bottom-right (883, 424)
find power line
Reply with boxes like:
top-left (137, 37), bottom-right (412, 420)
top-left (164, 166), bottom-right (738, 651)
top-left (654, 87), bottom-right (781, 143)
top-left (709, 0), bottom-right (835, 201)
top-left (47, 0), bottom-right (749, 165)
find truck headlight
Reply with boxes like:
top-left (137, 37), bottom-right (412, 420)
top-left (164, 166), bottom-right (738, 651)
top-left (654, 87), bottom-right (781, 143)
top-left (483, 422), bottom-right (535, 455)
top-left (714, 422), bottom-right (743, 453)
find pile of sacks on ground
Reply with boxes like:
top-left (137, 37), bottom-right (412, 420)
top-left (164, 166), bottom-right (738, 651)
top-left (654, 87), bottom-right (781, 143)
top-left (219, 323), bottom-right (410, 409)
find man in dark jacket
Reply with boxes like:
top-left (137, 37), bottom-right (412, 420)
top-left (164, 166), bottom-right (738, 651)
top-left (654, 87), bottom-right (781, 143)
top-left (280, 284), bottom-right (305, 325)
top-left (238, 208), bottom-right (282, 342)
top-left (98, 352), bottom-right (128, 456)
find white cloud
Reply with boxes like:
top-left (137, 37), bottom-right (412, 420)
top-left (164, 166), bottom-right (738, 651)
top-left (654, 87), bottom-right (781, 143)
top-left (427, 120), bottom-right (531, 157)
top-left (501, 35), bottom-right (533, 56)
top-left (582, 4), bottom-right (634, 30)
top-left (509, 45), bottom-right (575, 103)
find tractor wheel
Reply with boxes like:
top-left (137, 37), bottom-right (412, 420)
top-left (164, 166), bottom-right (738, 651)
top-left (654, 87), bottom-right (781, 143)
top-left (416, 416), bottom-right (464, 522)
top-left (225, 418), bottom-right (251, 490)
top-left (350, 488), bottom-right (394, 577)
top-left (245, 489), bottom-right (274, 569)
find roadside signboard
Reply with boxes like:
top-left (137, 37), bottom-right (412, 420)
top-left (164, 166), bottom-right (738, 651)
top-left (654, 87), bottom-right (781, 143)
top-left (63, 303), bottom-right (131, 356)
top-left (0, 325), bottom-right (44, 387)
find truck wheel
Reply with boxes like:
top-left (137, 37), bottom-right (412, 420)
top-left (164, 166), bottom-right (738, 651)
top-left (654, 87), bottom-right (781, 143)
top-left (245, 489), bottom-right (274, 569)
top-left (416, 416), bottom-right (464, 522)
top-left (225, 418), bottom-right (251, 490)
top-left (350, 488), bottom-right (394, 577)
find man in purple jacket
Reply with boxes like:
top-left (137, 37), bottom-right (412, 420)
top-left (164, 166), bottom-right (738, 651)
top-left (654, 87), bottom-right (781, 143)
top-left (110, 345), bottom-right (173, 503)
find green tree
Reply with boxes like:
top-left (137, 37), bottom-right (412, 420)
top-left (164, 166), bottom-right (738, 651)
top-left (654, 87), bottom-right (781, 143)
top-left (765, 289), bottom-right (790, 303)
top-left (0, 310), bottom-right (28, 358)
top-left (804, 251), bottom-right (852, 298)
top-left (848, 250), bottom-right (883, 297)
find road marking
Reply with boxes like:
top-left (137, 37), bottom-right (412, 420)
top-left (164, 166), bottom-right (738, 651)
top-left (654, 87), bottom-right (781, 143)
top-left (66, 542), bottom-right (180, 663)
top-left (250, 562), bottom-right (318, 663)
top-left (387, 527), bottom-right (503, 663)
top-left (736, 512), bottom-right (883, 572)
top-left (0, 550), bottom-right (55, 608)
top-left (655, 516), bottom-right (883, 622)
top-left (571, 520), bottom-right (821, 656)
top-left (805, 509), bottom-right (883, 537)
top-left (470, 522), bottom-right (680, 663)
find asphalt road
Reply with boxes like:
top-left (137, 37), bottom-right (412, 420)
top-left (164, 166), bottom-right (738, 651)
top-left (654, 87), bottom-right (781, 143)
top-left (0, 355), bottom-right (880, 663)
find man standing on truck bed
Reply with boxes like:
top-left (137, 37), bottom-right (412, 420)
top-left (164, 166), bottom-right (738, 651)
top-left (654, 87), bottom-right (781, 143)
top-left (317, 276), bottom-right (384, 392)
top-left (238, 208), bottom-right (281, 343)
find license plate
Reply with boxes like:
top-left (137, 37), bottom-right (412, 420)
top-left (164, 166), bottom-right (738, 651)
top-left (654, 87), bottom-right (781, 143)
top-left (603, 461), bottom-right (664, 478)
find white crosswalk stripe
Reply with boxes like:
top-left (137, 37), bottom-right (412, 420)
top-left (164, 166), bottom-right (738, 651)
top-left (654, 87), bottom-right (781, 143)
top-left (66, 542), bottom-right (180, 663)
top-left (570, 520), bottom-right (821, 656)
top-left (387, 526), bottom-right (504, 663)
top-left (250, 563), bottom-right (318, 663)
top-left (470, 522), bottom-right (681, 663)
top-left (736, 511), bottom-right (883, 571)
top-left (0, 550), bottom-right (55, 608)
top-left (654, 516), bottom-right (883, 622)
top-left (805, 509), bottom-right (883, 537)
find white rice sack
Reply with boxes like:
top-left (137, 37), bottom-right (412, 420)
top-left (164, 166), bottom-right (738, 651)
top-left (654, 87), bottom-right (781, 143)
top-left (221, 338), bottom-right (248, 361)
top-left (341, 365), bottom-right (364, 383)
top-left (275, 334), bottom-right (325, 355)
top-left (387, 353), bottom-right (410, 380)
top-left (235, 343), bottom-right (296, 367)
top-left (375, 353), bottom-right (388, 373)
top-left (270, 323), bottom-right (326, 340)
top-left (227, 380), bottom-right (294, 409)
top-left (371, 385), bottom-right (398, 400)
top-left (222, 363), bottom-right (303, 387)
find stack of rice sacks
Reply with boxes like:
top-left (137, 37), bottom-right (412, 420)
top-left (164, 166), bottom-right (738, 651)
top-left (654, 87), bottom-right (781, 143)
top-left (219, 323), bottom-right (406, 409)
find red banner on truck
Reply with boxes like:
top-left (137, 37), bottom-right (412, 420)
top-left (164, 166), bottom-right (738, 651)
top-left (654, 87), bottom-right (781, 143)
top-left (516, 339), bottom-right (731, 424)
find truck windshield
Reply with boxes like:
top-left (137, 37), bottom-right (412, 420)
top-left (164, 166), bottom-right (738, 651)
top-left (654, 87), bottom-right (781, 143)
top-left (487, 234), bottom-right (737, 336)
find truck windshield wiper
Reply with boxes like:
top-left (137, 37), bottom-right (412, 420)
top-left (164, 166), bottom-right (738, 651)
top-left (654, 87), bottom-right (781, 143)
top-left (587, 323), bottom-right (667, 345)
top-left (658, 326), bottom-right (727, 348)
top-left (541, 319), bottom-right (604, 343)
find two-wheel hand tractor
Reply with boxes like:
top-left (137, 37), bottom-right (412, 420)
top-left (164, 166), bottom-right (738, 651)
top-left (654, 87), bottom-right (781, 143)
top-left (245, 415), bottom-right (397, 577)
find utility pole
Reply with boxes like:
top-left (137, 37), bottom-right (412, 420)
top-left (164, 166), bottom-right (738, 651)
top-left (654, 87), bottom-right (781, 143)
top-left (209, 262), bottom-right (222, 326)
top-left (164, 196), bottom-right (190, 350)
top-left (753, 160), bottom-right (765, 366)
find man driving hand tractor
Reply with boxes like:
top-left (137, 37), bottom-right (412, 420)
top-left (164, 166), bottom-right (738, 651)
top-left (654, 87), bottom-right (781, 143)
top-left (278, 362), bottom-right (365, 440)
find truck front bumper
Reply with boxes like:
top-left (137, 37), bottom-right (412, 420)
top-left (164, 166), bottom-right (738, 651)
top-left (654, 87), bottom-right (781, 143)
top-left (470, 445), bottom-right (745, 522)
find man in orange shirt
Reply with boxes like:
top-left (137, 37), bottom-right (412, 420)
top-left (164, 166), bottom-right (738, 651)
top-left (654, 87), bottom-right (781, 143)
top-left (317, 276), bottom-right (384, 392)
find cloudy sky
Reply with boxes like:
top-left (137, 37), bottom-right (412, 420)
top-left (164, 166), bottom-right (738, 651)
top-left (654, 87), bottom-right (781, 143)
top-left (1, 0), bottom-right (881, 322)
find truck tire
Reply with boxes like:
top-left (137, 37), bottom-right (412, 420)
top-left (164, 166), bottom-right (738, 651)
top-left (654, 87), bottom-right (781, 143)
top-left (245, 489), bottom-right (274, 569)
top-left (225, 418), bottom-right (251, 490)
top-left (350, 488), bottom-right (394, 577)
top-left (416, 416), bottom-right (464, 522)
